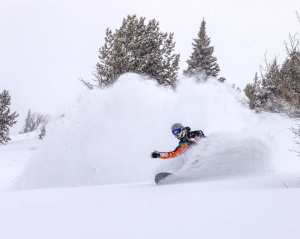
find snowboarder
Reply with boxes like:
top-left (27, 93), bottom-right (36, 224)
top-left (151, 123), bottom-right (205, 160)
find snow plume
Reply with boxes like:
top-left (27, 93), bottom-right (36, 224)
top-left (15, 73), bottom-right (297, 189)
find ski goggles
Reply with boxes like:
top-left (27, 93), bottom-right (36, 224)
top-left (172, 128), bottom-right (182, 136)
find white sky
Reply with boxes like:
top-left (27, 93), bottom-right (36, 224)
top-left (1, 0), bottom-right (300, 116)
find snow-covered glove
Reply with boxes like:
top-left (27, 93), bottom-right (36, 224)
top-left (151, 151), bottom-right (161, 158)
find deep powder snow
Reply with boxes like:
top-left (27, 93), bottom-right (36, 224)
top-left (15, 74), bottom-right (298, 189)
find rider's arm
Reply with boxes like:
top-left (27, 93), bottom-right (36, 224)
top-left (184, 127), bottom-right (205, 138)
top-left (159, 143), bottom-right (189, 160)
top-left (188, 130), bottom-right (205, 138)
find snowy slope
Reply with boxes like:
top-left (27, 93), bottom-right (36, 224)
top-left (2, 182), bottom-right (300, 239)
top-left (0, 132), bottom-right (40, 190)
top-left (0, 74), bottom-right (300, 239)
top-left (12, 74), bottom-right (298, 189)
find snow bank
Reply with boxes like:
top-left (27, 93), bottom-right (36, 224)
top-left (15, 73), bottom-right (297, 189)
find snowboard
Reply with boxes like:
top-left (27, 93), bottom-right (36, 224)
top-left (154, 172), bottom-right (173, 184)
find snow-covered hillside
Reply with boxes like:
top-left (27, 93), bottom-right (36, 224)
top-left (9, 74), bottom-right (297, 189)
top-left (1, 74), bottom-right (300, 239)
top-left (0, 132), bottom-right (40, 190)
top-left (2, 181), bottom-right (300, 239)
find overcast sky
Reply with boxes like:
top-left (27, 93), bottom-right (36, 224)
top-left (1, 0), bottom-right (300, 118)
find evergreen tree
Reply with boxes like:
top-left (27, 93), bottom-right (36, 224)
top-left (38, 125), bottom-right (46, 140)
top-left (184, 19), bottom-right (220, 79)
top-left (245, 61), bottom-right (284, 112)
top-left (261, 58), bottom-right (281, 97)
top-left (244, 35), bottom-right (300, 113)
top-left (23, 110), bottom-right (32, 133)
top-left (0, 90), bottom-right (18, 144)
top-left (281, 50), bottom-right (300, 106)
top-left (95, 15), bottom-right (180, 88)
top-left (258, 58), bottom-right (284, 111)
top-left (21, 110), bottom-right (48, 134)
top-left (245, 55), bottom-right (300, 112)
top-left (244, 73), bottom-right (262, 109)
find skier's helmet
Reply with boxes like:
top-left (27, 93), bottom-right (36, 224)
top-left (171, 123), bottom-right (184, 139)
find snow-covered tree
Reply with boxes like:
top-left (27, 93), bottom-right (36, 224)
top-left (184, 19), bottom-right (220, 80)
top-left (245, 60), bottom-right (285, 112)
top-left (258, 58), bottom-right (284, 112)
top-left (244, 51), bottom-right (299, 113)
top-left (23, 110), bottom-right (32, 133)
top-left (281, 50), bottom-right (300, 107)
top-left (95, 15), bottom-right (180, 88)
top-left (21, 110), bottom-right (48, 134)
top-left (261, 58), bottom-right (282, 97)
top-left (0, 90), bottom-right (18, 144)
top-left (38, 125), bottom-right (46, 140)
top-left (244, 73), bottom-right (265, 110)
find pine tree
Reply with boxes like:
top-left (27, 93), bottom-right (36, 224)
top-left (281, 50), bottom-right (300, 106)
top-left (257, 58), bottom-right (284, 111)
top-left (184, 19), bottom-right (220, 79)
top-left (38, 126), bottom-right (46, 140)
top-left (95, 28), bottom-right (115, 87)
top-left (244, 35), bottom-right (300, 113)
top-left (262, 58), bottom-right (281, 97)
top-left (95, 15), bottom-right (180, 88)
top-left (0, 90), bottom-right (18, 144)
top-left (244, 73), bottom-right (261, 109)
top-left (23, 110), bottom-right (32, 133)
top-left (21, 110), bottom-right (48, 134)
